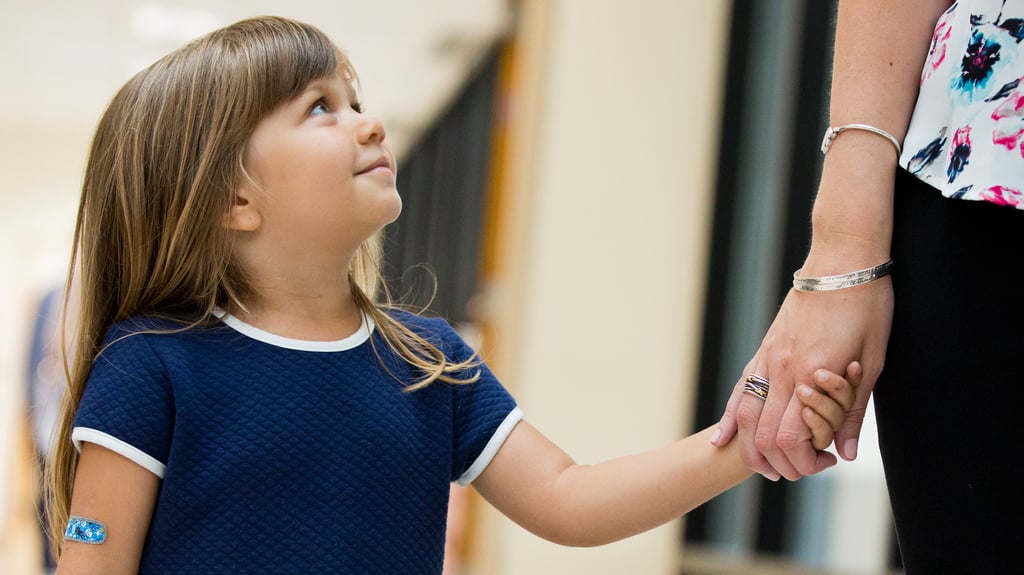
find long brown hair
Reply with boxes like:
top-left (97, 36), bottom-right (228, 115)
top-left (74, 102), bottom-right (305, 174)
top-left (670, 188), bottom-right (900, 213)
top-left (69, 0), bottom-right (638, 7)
top-left (45, 15), bottom-right (477, 556)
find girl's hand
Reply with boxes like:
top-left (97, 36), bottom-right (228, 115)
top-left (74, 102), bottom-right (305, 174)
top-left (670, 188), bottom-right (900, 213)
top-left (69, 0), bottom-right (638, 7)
top-left (799, 362), bottom-right (861, 451)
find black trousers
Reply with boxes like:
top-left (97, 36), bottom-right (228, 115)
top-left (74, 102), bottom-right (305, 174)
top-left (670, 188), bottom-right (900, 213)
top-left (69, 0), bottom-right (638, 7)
top-left (873, 169), bottom-right (1022, 574)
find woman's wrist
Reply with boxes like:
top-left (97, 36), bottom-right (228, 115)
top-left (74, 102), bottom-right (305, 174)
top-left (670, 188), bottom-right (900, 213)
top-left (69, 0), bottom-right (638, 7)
top-left (805, 212), bottom-right (892, 270)
top-left (805, 167), bottom-right (895, 272)
top-left (801, 243), bottom-right (891, 278)
top-left (803, 213), bottom-right (892, 276)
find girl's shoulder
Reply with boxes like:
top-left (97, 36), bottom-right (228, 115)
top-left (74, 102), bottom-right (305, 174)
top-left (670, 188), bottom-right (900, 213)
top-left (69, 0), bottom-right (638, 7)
top-left (383, 307), bottom-right (455, 335)
top-left (381, 307), bottom-right (470, 353)
top-left (101, 313), bottom-right (223, 346)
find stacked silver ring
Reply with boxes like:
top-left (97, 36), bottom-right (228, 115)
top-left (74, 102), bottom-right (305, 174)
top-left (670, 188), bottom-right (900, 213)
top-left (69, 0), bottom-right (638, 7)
top-left (743, 374), bottom-right (770, 400)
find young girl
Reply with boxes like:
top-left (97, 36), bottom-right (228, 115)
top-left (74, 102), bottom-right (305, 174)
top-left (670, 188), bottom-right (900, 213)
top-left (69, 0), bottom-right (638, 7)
top-left (46, 16), bottom-right (859, 574)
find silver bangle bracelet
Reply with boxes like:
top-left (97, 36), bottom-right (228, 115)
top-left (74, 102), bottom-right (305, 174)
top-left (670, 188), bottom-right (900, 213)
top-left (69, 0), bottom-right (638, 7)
top-left (792, 260), bottom-right (893, 292)
top-left (821, 124), bottom-right (902, 157)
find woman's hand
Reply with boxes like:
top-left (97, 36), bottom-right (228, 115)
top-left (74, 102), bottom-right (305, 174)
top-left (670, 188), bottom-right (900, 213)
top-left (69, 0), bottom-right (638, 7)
top-left (712, 277), bottom-right (893, 480)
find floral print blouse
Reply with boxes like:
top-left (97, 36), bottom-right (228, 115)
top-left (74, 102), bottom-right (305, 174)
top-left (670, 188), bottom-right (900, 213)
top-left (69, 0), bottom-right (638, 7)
top-left (901, 0), bottom-right (1024, 209)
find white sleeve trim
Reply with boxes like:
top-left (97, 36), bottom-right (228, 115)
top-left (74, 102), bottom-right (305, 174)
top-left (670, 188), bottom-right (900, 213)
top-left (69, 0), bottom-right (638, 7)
top-left (455, 406), bottom-right (523, 487)
top-left (71, 427), bottom-right (166, 479)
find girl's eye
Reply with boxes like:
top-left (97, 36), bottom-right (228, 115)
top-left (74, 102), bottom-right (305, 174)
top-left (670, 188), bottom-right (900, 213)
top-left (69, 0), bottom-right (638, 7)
top-left (309, 100), bottom-right (330, 117)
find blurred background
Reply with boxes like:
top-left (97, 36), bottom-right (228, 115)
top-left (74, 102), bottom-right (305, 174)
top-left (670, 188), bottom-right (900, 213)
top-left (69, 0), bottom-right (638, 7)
top-left (1, 0), bottom-right (901, 573)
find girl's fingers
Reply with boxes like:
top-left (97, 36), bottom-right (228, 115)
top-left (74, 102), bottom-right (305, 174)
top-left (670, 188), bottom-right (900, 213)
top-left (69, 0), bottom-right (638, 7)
top-left (802, 405), bottom-right (835, 451)
top-left (797, 384), bottom-right (845, 432)
top-left (799, 362), bottom-right (864, 451)
top-left (813, 367), bottom-right (857, 413)
top-left (845, 360), bottom-right (863, 387)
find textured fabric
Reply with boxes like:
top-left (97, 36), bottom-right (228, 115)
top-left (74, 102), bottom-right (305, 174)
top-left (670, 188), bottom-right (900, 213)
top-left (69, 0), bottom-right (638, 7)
top-left (73, 310), bottom-right (519, 574)
top-left (900, 0), bottom-right (1024, 209)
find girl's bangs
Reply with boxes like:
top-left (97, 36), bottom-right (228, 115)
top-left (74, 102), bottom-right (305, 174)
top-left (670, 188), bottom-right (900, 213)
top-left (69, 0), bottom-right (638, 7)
top-left (231, 19), bottom-right (355, 115)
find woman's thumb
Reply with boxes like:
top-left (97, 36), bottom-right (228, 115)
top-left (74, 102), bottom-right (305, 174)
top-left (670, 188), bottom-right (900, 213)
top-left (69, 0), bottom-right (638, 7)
top-left (834, 405), bottom-right (867, 461)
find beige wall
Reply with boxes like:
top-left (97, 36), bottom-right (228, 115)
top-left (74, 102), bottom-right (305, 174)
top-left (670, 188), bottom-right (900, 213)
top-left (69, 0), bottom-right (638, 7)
top-left (470, 0), bottom-right (732, 573)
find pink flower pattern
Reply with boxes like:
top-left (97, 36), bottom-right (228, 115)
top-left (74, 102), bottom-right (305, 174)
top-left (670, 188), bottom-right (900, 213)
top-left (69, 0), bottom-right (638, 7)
top-left (990, 87), bottom-right (1024, 156)
top-left (922, 8), bottom-right (956, 85)
top-left (901, 1), bottom-right (1024, 211)
top-left (980, 185), bottom-right (1024, 206)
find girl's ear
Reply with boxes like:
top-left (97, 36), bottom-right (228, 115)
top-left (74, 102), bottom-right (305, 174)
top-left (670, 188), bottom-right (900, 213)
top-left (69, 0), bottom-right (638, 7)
top-left (225, 185), bottom-right (262, 232)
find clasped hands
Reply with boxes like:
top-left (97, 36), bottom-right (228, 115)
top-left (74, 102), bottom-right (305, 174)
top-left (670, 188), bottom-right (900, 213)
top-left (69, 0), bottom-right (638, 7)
top-left (714, 361), bottom-right (863, 482)
top-left (710, 281), bottom-right (892, 481)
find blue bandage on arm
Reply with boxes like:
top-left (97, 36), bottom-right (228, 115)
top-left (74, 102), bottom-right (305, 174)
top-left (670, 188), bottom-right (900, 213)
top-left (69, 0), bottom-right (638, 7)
top-left (64, 516), bottom-right (107, 544)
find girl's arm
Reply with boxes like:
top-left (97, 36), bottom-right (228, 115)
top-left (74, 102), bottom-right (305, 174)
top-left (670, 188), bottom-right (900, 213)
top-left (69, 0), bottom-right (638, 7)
top-left (473, 367), bottom-right (855, 547)
top-left (55, 443), bottom-right (160, 575)
top-left (474, 422), bottom-right (749, 547)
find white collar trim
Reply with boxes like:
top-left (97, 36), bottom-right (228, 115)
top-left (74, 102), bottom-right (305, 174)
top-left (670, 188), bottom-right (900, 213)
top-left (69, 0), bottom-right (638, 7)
top-left (213, 309), bottom-right (374, 352)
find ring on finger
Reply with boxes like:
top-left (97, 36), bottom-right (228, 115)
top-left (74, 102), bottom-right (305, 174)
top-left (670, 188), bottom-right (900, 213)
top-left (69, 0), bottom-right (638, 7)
top-left (743, 374), bottom-right (770, 400)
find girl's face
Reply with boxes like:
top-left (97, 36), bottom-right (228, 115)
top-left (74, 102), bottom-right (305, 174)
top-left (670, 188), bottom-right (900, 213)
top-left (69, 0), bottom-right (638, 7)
top-left (241, 72), bottom-right (401, 257)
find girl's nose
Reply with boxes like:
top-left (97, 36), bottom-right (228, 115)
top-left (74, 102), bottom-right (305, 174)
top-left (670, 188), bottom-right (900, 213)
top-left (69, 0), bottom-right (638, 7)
top-left (358, 112), bottom-right (386, 144)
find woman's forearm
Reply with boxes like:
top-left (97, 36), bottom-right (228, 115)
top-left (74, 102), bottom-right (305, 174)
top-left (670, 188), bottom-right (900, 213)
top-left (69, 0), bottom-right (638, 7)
top-left (806, 0), bottom-right (954, 271)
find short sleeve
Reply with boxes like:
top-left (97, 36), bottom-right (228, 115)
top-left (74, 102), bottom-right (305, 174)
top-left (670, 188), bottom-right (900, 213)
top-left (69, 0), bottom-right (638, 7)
top-left (73, 327), bottom-right (174, 477)
top-left (419, 318), bottom-right (520, 486)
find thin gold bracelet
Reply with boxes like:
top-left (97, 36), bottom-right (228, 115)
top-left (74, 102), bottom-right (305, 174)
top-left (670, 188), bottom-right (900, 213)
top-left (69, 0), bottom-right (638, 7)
top-left (792, 260), bottom-right (893, 292)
